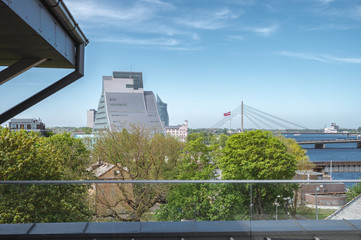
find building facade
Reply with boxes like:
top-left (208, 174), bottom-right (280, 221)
top-left (156, 94), bottom-right (169, 127)
top-left (93, 71), bottom-right (164, 133)
top-left (165, 120), bottom-right (188, 142)
top-left (9, 118), bottom-right (46, 135)
top-left (87, 109), bottom-right (97, 128)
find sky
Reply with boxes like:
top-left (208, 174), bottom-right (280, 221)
top-left (1, 0), bottom-right (361, 129)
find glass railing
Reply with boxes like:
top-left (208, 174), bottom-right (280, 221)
top-left (0, 180), bottom-right (359, 223)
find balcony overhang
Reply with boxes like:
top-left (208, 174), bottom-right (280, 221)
top-left (0, 0), bottom-right (88, 123)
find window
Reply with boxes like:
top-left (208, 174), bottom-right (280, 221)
top-left (110, 103), bottom-right (127, 106)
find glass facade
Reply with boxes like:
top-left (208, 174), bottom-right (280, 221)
top-left (156, 94), bottom-right (169, 127)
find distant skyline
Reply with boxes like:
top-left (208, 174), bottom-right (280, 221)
top-left (1, 0), bottom-right (361, 129)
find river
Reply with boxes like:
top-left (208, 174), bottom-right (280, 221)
top-left (283, 133), bottom-right (361, 180)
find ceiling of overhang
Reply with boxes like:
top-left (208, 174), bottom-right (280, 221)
top-left (0, 1), bottom-right (75, 69)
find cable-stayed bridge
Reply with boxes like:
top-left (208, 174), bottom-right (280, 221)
top-left (211, 102), bottom-right (307, 130)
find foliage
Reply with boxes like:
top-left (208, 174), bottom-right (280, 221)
top-left (220, 131), bottom-right (296, 180)
top-left (156, 134), bottom-right (246, 221)
top-left (0, 128), bottom-right (91, 223)
top-left (346, 183), bottom-right (361, 201)
top-left (43, 130), bottom-right (55, 137)
top-left (276, 134), bottom-right (314, 172)
top-left (210, 133), bottom-right (229, 148)
top-left (218, 130), bottom-right (297, 217)
top-left (92, 124), bottom-right (184, 221)
top-left (45, 132), bottom-right (91, 179)
top-left (82, 127), bottom-right (93, 134)
top-left (156, 183), bottom-right (247, 221)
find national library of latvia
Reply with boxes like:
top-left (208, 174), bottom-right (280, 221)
top-left (93, 71), bottom-right (165, 133)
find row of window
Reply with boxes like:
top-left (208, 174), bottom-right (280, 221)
top-left (109, 103), bottom-right (127, 106)
top-left (10, 124), bottom-right (43, 129)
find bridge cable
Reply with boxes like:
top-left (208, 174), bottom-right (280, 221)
top-left (243, 112), bottom-right (263, 129)
top-left (244, 111), bottom-right (274, 129)
top-left (245, 107), bottom-right (290, 129)
top-left (244, 104), bottom-right (307, 129)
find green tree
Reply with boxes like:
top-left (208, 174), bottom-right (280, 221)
top-left (210, 133), bottom-right (229, 148)
top-left (218, 130), bottom-right (297, 218)
top-left (45, 132), bottom-right (91, 179)
top-left (0, 128), bottom-right (91, 223)
top-left (276, 135), bottom-right (314, 172)
top-left (347, 183), bottom-right (361, 201)
top-left (156, 135), bottom-right (246, 221)
top-left (82, 127), bottom-right (92, 134)
top-left (92, 124), bottom-right (184, 221)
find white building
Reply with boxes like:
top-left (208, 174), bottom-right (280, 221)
top-left (93, 71), bottom-right (164, 134)
top-left (9, 118), bottom-right (46, 135)
top-left (87, 109), bottom-right (97, 128)
top-left (165, 120), bottom-right (188, 142)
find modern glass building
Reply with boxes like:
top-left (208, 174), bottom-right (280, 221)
top-left (156, 94), bottom-right (169, 127)
top-left (93, 71), bottom-right (164, 133)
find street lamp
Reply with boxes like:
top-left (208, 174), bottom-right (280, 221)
top-left (275, 195), bottom-right (280, 220)
top-left (315, 185), bottom-right (323, 220)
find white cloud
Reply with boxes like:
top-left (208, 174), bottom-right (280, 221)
top-left (66, 1), bottom-right (148, 22)
top-left (276, 51), bottom-right (361, 64)
top-left (97, 37), bottom-right (180, 47)
top-left (66, 0), bottom-right (175, 24)
top-left (246, 24), bottom-right (279, 37)
top-left (177, 8), bottom-right (243, 30)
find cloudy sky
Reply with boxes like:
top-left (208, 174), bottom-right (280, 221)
top-left (1, 0), bottom-right (361, 129)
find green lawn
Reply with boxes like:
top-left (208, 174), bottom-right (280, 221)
top-left (298, 208), bottom-right (337, 220)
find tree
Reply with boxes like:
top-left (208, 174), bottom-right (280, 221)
top-left (45, 132), bottom-right (92, 179)
top-left (218, 130), bottom-right (297, 218)
top-left (92, 124), bottom-right (184, 221)
top-left (210, 133), bottom-right (229, 148)
top-left (347, 183), bottom-right (361, 201)
top-left (82, 127), bottom-right (92, 134)
top-left (275, 135), bottom-right (314, 213)
top-left (156, 134), bottom-right (246, 221)
top-left (0, 129), bottom-right (91, 223)
top-left (276, 134), bottom-right (314, 172)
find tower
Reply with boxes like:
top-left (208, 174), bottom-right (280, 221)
top-left (156, 94), bottom-right (169, 127)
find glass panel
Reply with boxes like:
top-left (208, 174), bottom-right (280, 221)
top-left (0, 180), bottom-right (360, 223)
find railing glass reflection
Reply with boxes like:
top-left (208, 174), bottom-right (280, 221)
top-left (0, 180), bottom-right (359, 223)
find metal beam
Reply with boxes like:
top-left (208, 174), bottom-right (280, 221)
top-left (0, 44), bottom-right (84, 124)
top-left (0, 58), bottom-right (47, 85)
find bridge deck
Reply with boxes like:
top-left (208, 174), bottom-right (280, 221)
top-left (314, 161), bottom-right (361, 173)
top-left (299, 139), bottom-right (361, 145)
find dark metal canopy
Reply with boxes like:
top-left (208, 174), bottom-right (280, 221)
top-left (0, 0), bottom-right (88, 124)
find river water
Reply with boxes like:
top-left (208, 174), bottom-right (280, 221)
top-left (283, 133), bottom-right (361, 180)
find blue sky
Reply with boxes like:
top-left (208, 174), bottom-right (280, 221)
top-left (1, 0), bottom-right (361, 129)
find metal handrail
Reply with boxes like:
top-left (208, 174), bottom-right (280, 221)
top-left (0, 179), bottom-right (359, 184)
